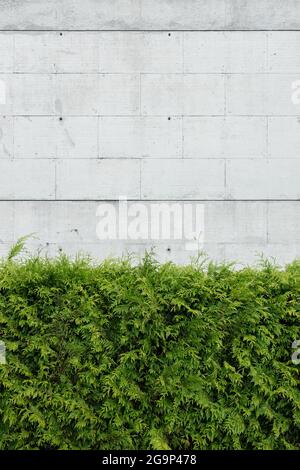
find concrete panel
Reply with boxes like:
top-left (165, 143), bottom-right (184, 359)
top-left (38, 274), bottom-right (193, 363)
top-left (99, 32), bottom-right (183, 73)
top-left (13, 201), bottom-right (100, 243)
top-left (7, 200), bottom-right (225, 264)
top-left (14, 32), bottom-right (99, 73)
top-left (11, 200), bottom-right (268, 245)
top-left (226, 159), bottom-right (300, 199)
top-left (0, 159), bottom-right (55, 199)
top-left (0, 0), bottom-right (58, 30)
top-left (14, 32), bottom-right (57, 73)
top-left (225, 0), bottom-right (300, 31)
top-left (184, 75), bottom-right (225, 116)
top-left (224, 243), bottom-right (300, 268)
top-left (268, 32), bottom-right (300, 73)
top-left (226, 74), bottom-right (300, 116)
top-left (55, 32), bottom-right (99, 73)
top-left (0, 74), bottom-right (13, 115)
top-left (12, 74), bottom-right (55, 115)
top-left (184, 32), bottom-right (267, 73)
top-left (140, 0), bottom-right (226, 30)
top-left (268, 117), bottom-right (300, 158)
top-left (1, 1), bottom-right (300, 31)
top-left (56, 117), bottom-right (98, 158)
top-left (14, 116), bottom-right (57, 158)
top-left (268, 202), bottom-right (300, 243)
top-left (56, 159), bottom-right (141, 199)
top-left (0, 201), bottom-right (14, 241)
top-left (56, 74), bottom-right (99, 115)
top-left (224, 32), bottom-right (267, 73)
top-left (184, 32), bottom-right (226, 73)
top-left (0, 116), bottom-right (13, 158)
top-left (2, 200), bottom-right (300, 266)
top-left (141, 74), bottom-right (183, 116)
top-left (58, 0), bottom-right (141, 30)
top-left (98, 74), bottom-right (140, 116)
top-left (141, 159), bottom-right (225, 199)
top-left (0, 33), bottom-right (14, 72)
top-left (99, 116), bottom-right (182, 158)
top-left (14, 116), bottom-right (98, 158)
top-left (183, 117), bottom-right (267, 158)
top-left (205, 201), bottom-right (267, 243)
top-left (141, 74), bottom-right (225, 116)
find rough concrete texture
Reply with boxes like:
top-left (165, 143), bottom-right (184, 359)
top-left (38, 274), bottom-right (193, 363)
top-left (1, 1), bottom-right (300, 31)
top-left (0, 200), bottom-right (299, 267)
top-left (0, 5), bottom-right (299, 265)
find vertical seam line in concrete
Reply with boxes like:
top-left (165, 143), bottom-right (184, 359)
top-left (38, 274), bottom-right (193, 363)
top-left (181, 116), bottom-right (184, 158)
top-left (182, 31), bottom-right (185, 74)
top-left (224, 74), bottom-right (227, 116)
top-left (265, 32), bottom-right (269, 160)
top-left (12, 32), bottom-right (16, 74)
top-left (12, 32), bottom-right (16, 145)
top-left (181, 32), bottom-right (185, 158)
top-left (139, 159), bottom-right (142, 199)
top-left (266, 31), bottom-right (269, 73)
top-left (139, 73), bottom-right (142, 116)
top-left (224, 159), bottom-right (227, 199)
top-left (54, 159), bottom-right (57, 200)
top-left (97, 30), bottom-right (100, 75)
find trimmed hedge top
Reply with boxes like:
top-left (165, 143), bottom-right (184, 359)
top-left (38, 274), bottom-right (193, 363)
top-left (0, 252), bottom-right (300, 450)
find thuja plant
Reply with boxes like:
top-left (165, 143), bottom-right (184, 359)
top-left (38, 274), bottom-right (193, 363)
top-left (0, 242), bottom-right (299, 449)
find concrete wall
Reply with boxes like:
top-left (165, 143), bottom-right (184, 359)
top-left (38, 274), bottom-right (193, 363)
top-left (1, 0), bottom-right (300, 30)
top-left (0, 1), bottom-right (300, 265)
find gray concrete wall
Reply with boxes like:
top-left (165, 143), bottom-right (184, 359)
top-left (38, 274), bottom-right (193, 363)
top-left (0, 1), bottom-right (300, 265)
top-left (1, 0), bottom-right (300, 31)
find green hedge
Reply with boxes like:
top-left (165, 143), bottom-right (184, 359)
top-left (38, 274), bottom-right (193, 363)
top-left (0, 250), bottom-right (300, 450)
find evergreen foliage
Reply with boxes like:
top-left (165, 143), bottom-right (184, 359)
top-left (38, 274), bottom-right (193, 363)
top-left (0, 251), bottom-right (299, 449)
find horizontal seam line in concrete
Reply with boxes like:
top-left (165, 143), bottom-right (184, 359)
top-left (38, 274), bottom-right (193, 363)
top-left (1, 199), bottom-right (300, 203)
top-left (4, 73), bottom-right (300, 75)
top-left (1, 29), bottom-right (300, 32)
top-left (4, 115), bottom-right (300, 118)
